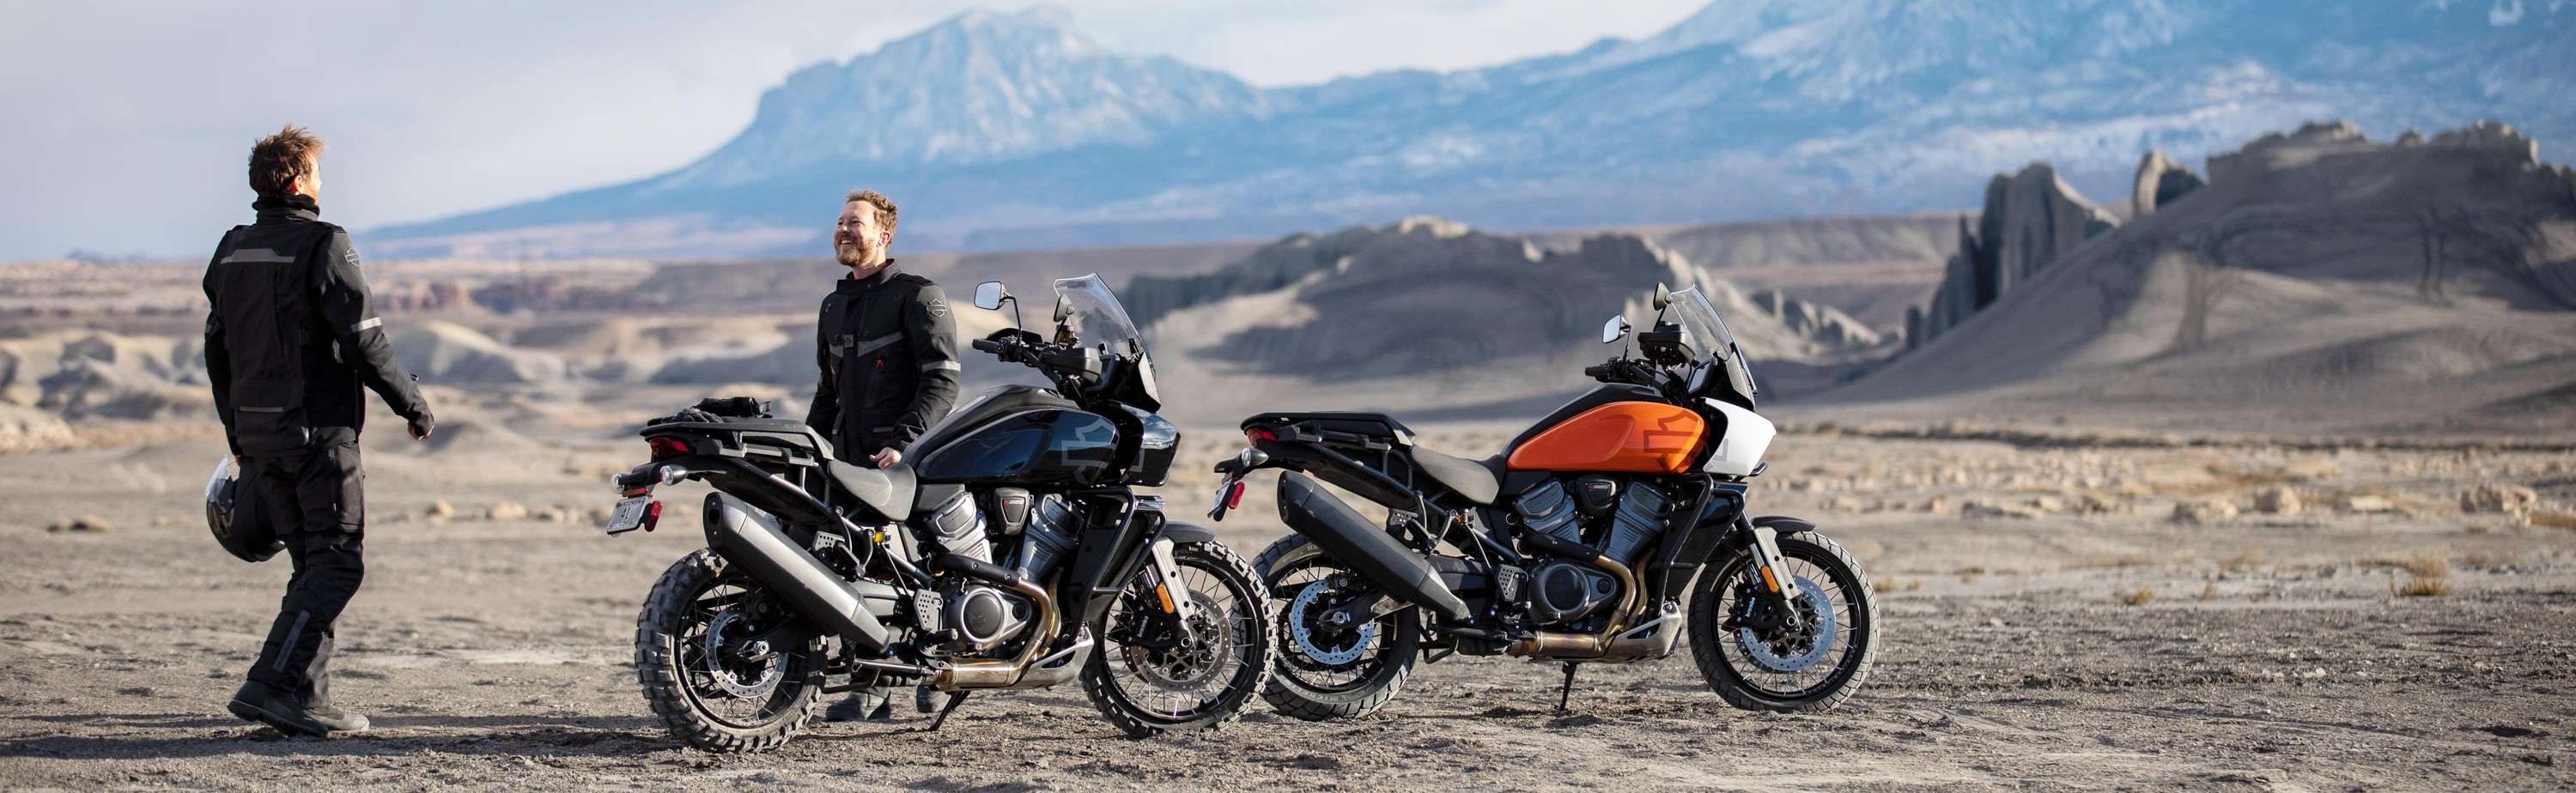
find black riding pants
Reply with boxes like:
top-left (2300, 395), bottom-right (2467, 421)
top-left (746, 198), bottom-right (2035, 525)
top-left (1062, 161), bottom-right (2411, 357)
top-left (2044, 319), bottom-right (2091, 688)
top-left (246, 443), bottom-right (365, 705)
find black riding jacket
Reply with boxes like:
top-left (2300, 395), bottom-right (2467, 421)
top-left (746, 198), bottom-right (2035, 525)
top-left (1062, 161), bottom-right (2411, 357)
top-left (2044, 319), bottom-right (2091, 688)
top-left (203, 196), bottom-right (430, 457)
top-left (805, 261), bottom-right (960, 463)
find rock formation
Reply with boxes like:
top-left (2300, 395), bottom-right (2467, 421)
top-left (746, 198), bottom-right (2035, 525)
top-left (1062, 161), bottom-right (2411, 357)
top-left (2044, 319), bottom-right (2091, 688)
top-left (2131, 151), bottom-right (2204, 216)
top-left (1832, 122), bottom-right (2576, 434)
top-left (389, 322), bottom-right (568, 385)
top-left (1128, 216), bottom-right (1883, 372)
top-left (1908, 165), bottom-right (2120, 348)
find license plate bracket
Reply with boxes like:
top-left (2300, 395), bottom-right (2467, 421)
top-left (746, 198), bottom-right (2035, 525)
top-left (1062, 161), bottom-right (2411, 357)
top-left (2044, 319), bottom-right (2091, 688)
top-left (604, 495), bottom-right (655, 536)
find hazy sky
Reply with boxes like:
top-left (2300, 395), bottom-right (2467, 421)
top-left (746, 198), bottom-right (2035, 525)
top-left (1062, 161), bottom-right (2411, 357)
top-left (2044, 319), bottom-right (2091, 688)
top-left (0, 1), bottom-right (1709, 260)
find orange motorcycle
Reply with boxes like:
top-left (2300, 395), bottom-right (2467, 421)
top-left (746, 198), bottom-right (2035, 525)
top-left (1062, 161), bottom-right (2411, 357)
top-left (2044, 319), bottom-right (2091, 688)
top-left (1208, 285), bottom-right (1875, 718)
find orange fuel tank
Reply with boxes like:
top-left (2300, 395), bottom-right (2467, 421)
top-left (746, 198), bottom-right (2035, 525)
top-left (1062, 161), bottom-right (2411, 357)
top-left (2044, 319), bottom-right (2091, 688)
top-left (1505, 402), bottom-right (1706, 474)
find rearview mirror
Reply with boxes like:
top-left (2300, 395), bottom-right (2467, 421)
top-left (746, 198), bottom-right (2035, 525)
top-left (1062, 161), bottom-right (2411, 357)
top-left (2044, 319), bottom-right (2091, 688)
top-left (1602, 316), bottom-right (1629, 344)
top-left (973, 281), bottom-right (1007, 311)
top-left (1651, 283), bottom-right (1672, 311)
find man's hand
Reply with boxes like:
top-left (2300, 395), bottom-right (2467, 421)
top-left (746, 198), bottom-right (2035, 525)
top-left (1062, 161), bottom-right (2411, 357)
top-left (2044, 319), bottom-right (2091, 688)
top-left (407, 410), bottom-right (435, 440)
top-left (872, 447), bottom-right (902, 468)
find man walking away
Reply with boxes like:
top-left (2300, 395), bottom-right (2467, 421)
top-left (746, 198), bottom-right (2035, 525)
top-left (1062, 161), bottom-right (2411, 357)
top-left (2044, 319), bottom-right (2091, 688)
top-left (805, 189), bottom-right (959, 720)
top-left (205, 125), bottom-right (434, 736)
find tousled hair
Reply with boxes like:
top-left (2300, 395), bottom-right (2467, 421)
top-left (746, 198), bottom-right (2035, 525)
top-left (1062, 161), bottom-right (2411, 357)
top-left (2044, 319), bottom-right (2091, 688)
top-left (846, 190), bottom-right (897, 235)
top-left (249, 124), bottom-right (326, 201)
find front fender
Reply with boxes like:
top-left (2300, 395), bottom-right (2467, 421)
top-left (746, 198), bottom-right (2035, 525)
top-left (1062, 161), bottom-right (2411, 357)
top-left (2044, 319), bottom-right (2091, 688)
top-left (1157, 521), bottom-right (1218, 546)
top-left (1750, 515), bottom-right (1816, 536)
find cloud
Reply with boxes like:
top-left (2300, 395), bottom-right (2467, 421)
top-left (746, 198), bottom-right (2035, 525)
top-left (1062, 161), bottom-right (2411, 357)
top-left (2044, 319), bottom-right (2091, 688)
top-left (0, 1), bottom-right (1704, 259)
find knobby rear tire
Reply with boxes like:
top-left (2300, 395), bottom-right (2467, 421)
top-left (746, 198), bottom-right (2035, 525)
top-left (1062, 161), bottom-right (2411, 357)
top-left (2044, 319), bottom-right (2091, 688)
top-left (635, 549), bottom-right (826, 753)
top-left (1253, 535), bottom-right (1420, 722)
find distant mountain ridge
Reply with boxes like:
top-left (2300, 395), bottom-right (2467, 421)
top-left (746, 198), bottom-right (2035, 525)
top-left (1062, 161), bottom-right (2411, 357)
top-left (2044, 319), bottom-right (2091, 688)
top-left (372, 1), bottom-right (2576, 259)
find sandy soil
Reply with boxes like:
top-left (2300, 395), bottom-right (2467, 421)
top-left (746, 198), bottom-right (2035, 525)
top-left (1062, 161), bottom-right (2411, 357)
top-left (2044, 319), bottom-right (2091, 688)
top-left (3, 427), bottom-right (2573, 791)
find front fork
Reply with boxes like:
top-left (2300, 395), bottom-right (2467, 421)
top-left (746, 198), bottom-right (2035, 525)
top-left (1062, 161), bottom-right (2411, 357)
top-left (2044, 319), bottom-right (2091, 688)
top-left (1741, 518), bottom-right (1806, 631)
top-left (1145, 536), bottom-right (1203, 623)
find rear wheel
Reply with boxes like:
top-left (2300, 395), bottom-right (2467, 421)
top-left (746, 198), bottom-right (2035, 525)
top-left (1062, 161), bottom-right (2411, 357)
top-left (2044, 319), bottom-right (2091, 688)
top-left (635, 549), bottom-right (827, 752)
top-left (1253, 535), bottom-right (1420, 721)
top-left (1686, 532), bottom-right (1876, 712)
top-left (1081, 540), bottom-right (1275, 736)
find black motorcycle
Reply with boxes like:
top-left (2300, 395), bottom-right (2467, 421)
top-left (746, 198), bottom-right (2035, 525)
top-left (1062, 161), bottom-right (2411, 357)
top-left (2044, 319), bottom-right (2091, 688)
top-left (602, 275), bottom-right (1274, 752)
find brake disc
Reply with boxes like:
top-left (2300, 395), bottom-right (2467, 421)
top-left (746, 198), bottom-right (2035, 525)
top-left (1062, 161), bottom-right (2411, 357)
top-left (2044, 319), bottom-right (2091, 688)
top-left (702, 608), bottom-right (784, 699)
top-left (1736, 574), bottom-right (1837, 673)
top-left (1123, 590), bottom-right (1230, 690)
top-left (1288, 579), bottom-right (1375, 667)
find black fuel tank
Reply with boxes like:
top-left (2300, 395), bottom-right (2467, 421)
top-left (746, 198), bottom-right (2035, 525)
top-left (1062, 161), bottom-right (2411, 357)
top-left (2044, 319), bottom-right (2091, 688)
top-left (912, 403), bottom-right (1121, 486)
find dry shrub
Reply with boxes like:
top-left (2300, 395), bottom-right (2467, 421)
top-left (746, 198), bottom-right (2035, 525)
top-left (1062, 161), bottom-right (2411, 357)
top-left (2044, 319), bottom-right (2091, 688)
top-left (2393, 577), bottom-right (2450, 597)
top-left (2530, 511), bottom-right (2576, 530)
top-left (2197, 582), bottom-right (2219, 601)
top-left (2366, 550), bottom-right (2451, 579)
top-left (2400, 553), bottom-right (2450, 580)
top-left (1905, 578), bottom-right (1923, 591)
top-left (2115, 587), bottom-right (2154, 606)
top-left (1872, 578), bottom-right (1898, 594)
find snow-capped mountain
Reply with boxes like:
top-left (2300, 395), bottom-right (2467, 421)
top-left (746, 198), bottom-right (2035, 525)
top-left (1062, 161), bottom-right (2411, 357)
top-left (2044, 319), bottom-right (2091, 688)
top-left (373, 1), bottom-right (2575, 258)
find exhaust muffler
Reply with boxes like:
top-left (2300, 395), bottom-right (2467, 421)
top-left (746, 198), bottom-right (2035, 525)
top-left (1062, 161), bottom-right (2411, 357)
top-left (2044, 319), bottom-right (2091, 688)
top-left (701, 493), bottom-right (895, 652)
top-left (1277, 472), bottom-right (1473, 621)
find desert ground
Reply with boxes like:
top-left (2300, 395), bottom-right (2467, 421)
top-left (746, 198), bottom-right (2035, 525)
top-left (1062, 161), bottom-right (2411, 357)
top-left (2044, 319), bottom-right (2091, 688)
top-left (3, 417), bottom-right (2572, 792)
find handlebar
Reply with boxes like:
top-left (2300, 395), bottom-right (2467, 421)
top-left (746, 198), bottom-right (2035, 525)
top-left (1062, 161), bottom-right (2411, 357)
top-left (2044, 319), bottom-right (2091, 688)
top-left (1588, 356), bottom-right (1690, 402)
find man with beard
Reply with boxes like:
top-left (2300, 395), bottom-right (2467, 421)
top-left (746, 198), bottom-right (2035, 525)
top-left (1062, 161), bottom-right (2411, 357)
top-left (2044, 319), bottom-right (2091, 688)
top-left (205, 125), bottom-right (435, 736)
top-left (806, 190), bottom-right (960, 721)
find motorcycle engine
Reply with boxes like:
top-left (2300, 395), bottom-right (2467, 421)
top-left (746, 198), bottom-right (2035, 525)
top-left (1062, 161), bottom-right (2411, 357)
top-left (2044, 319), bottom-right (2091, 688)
top-left (1508, 479), bottom-right (1678, 627)
top-left (942, 582), bottom-right (1035, 652)
top-left (1527, 560), bottom-right (1618, 625)
top-left (919, 487), bottom-right (993, 563)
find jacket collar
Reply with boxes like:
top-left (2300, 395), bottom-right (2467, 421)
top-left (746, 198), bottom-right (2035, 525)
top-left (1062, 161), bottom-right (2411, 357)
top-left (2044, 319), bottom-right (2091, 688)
top-left (252, 194), bottom-right (321, 224)
top-left (836, 259), bottom-right (901, 292)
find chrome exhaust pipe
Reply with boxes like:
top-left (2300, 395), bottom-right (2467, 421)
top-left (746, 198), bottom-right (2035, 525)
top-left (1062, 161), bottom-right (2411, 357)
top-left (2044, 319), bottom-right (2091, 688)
top-left (701, 493), bottom-right (895, 652)
top-left (1507, 554), bottom-right (1648, 661)
top-left (931, 579), bottom-right (1061, 691)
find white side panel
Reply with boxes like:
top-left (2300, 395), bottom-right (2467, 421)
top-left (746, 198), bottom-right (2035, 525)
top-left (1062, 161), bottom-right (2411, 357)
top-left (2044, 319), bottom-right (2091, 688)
top-left (1700, 399), bottom-right (1775, 476)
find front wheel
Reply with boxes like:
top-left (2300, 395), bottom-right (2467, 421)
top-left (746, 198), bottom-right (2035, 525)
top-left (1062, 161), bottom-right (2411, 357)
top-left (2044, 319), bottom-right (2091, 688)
top-left (1686, 531), bottom-right (1876, 712)
top-left (1253, 535), bottom-right (1420, 722)
top-left (1081, 540), bottom-right (1276, 736)
top-left (635, 549), bottom-right (828, 752)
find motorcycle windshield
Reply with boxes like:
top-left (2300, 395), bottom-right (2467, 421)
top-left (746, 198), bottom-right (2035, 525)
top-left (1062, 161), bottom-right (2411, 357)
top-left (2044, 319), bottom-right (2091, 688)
top-left (1667, 286), bottom-right (1759, 397)
top-left (1054, 275), bottom-right (1146, 354)
top-left (1054, 274), bottom-right (1161, 406)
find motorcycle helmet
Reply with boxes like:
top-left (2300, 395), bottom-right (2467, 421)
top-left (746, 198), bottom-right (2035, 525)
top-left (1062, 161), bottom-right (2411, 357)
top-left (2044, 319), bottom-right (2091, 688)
top-left (205, 456), bottom-right (281, 562)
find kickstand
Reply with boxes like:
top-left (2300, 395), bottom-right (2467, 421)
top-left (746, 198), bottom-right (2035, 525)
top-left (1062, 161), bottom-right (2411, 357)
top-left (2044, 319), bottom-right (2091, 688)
top-left (924, 691), bottom-right (970, 731)
top-left (1555, 663), bottom-right (1580, 712)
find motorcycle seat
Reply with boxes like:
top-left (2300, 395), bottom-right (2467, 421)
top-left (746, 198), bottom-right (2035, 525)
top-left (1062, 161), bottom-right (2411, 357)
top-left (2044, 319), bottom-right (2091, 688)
top-left (1243, 411), bottom-right (1417, 445)
top-left (1409, 446), bottom-right (1502, 505)
top-left (824, 460), bottom-right (917, 522)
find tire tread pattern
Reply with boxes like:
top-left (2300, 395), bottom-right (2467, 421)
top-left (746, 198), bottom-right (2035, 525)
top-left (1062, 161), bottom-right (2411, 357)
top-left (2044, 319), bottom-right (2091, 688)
top-left (1081, 540), bottom-right (1279, 737)
top-left (1686, 531), bottom-right (1877, 714)
top-left (635, 549), bottom-right (823, 753)
top-left (1252, 535), bottom-right (1418, 722)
